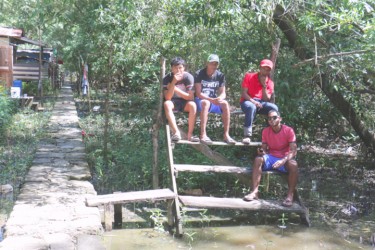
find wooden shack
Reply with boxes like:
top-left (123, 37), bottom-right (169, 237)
top-left (0, 27), bottom-right (50, 93)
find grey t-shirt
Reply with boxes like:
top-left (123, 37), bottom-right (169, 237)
top-left (163, 72), bottom-right (194, 100)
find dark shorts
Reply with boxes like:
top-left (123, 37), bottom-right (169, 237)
top-left (172, 99), bottom-right (188, 112)
top-left (195, 97), bottom-right (223, 114)
top-left (262, 154), bottom-right (287, 173)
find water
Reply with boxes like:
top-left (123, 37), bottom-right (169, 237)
top-left (102, 226), bottom-right (366, 249)
top-left (100, 155), bottom-right (375, 249)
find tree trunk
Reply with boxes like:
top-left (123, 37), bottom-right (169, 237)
top-left (152, 57), bottom-right (166, 189)
top-left (273, 5), bottom-right (375, 152)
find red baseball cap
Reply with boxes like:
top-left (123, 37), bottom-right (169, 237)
top-left (260, 59), bottom-right (273, 69)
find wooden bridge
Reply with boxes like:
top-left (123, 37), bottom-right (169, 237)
top-left (86, 124), bottom-right (310, 236)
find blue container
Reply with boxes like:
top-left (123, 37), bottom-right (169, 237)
top-left (13, 80), bottom-right (22, 95)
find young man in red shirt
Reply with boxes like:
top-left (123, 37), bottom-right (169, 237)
top-left (243, 110), bottom-right (298, 207)
top-left (240, 59), bottom-right (279, 144)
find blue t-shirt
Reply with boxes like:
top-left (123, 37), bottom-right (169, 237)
top-left (163, 72), bottom-right (194, 100)
top-left (194, 68), bottom-right (226, 98)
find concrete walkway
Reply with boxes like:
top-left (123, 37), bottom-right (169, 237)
top-left (0, 85), bottom-right (104, 250)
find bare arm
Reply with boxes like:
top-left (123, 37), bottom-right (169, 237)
top-left (195, 83), bottom-right (214, 102)
top-left (242, 87), bottom-right (262, 109)
top-left (216, 86), bottom-right (226, 100)
top-left (164, 73), bottom-right (184, 100)
top-left (272, 142), bottom-right (297, 169)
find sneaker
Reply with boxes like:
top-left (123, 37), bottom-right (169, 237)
top-left (189, 136), bottom-right (200, 142)
top-left (171, 133), bottom-right (181, 142)
top-left (242, 137), bottom-right (251, 144)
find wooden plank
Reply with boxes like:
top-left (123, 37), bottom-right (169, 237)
top-left (176, 140), bottom-right (261, 146)
top-left (179, 196), bottom-right (306, 214)
top-left (13, 76), bottom-right (40, 80)
top-left (175, 164), bottom-right (251, 174)
top-left (174, 164), bottom-right (285, 176)
top-left (86, 188), bottom-right (176, 207)
top-left (13, 71), bottom-right (40, 75)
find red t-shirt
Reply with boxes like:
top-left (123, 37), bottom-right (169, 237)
top-left (240, 72), bottom-right (274, 102)
top-left (262, 125), bottom-right (296, 158)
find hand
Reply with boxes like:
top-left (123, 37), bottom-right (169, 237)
top-left (212, 97), bottom-right (224, 105)
top-left (254, 101), bottom-right (263, 109)
top-left (272, 158), bottom-right (285, 169)
top-left (173, 72), bottom-right (183, 83)
top-left (257, 148), bottom-right (265, 155)
top-left (259, 75), bottom-right (267, 88)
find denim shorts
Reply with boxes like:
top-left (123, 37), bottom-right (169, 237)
top-left (262, 154), bottom-right (287, 173)
top-left (195, 97), bottom-right (222, 114)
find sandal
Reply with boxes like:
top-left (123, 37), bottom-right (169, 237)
top-left (224, 137), bottom-right (236, 145)
top-left (243, 193), bottom-right (258, 201)
top-left (282, 198), bottom-right (293, 207)
top-left (189, 136), bottom-right (200, 142)
top-left (200, 136), bottom-right (213, 145)
top-left (242, 137), bottom-right (251, 145)
top-left (171, 133), bottom-right (181, 142)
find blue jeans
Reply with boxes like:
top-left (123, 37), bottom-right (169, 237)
top-left (240, 99), bottom-right (278, 136)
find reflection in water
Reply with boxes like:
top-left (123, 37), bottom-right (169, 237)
top-left (102, 156), bottom-right (375, 249)
top-left (102, 226), bottom-right (365, 250)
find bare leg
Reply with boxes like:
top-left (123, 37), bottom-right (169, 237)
top-left (244, 156), bottom-right (264, 200)
top-left (220, 101), bottom-right (232, 140)
top-left (199, 100), bottom-right (210, 139)
top-left (251, 156), bottom-right (264, 195)
top-left (164, 101), bottom-right (179, 136)
top-left (184, 101), bottom-right (197, 140)
top-left (285, 159), bottom-right (298, 201)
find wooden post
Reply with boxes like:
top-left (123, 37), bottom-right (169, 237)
top-left (151, 57), bottom-right (166, 189)
top-left (104, 203), bottom-right (114, 231)
top-left (166, 125), bottom-right (183, 236)
top-left (114, 204), bottom-right (123, 229)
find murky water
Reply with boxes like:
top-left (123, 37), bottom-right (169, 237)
top-left (102, 226), bottom-right (367, 250)
top-left (100, 155), bottom-right (375, 250)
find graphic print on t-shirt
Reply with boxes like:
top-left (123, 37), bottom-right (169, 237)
top-left (201, 80), bottom-right (219, 98)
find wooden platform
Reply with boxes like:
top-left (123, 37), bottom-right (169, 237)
top-left (86, 189), bottom-right (177, 231)
top-left (179, 196), bottom-right (305, 213)
top-left (86, 188), bottom-right (176, 207)
top-left (177, 139), bottom-right (261, 146)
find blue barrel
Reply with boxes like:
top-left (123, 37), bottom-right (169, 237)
top-left (13, 80), bottom-right (22, 95)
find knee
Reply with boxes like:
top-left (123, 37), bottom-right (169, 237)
top-left (220, 100), bottom-right (229, 109)
top-left (253, 156), bottom-right (264, 169)
top-left (270, 103), bottom-right (279, 111)
top-left (201, 100), bottom-right (210, 109)
top-left (286, 159), bottom-right (298, 173)
top-left (164, 100), bottom-right (173, 110)
top-left (186, 101), bottom-right (197, 113)
top-left (241, 101), bottom-right (256, 112)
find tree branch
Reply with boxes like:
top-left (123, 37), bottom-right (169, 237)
top-left (293, 49), bottom-right (375, 67)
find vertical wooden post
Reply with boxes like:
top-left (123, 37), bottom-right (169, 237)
top-left (166, 125), bottom-right (183, 236)
top-left (114, 204), bottom-right (123, 229)
top-left (151, 57), bottom-right (166, 189)
top-left (104, 203), bottom-right (114, 231)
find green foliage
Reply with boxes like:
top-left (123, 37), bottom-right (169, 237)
top-left (0, 96), bottom-right (17, 138)
top-left (0, 108), bottom-right (52, 194)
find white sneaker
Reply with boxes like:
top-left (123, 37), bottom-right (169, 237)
top-left (242, 137), bottom-right (251, 144)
